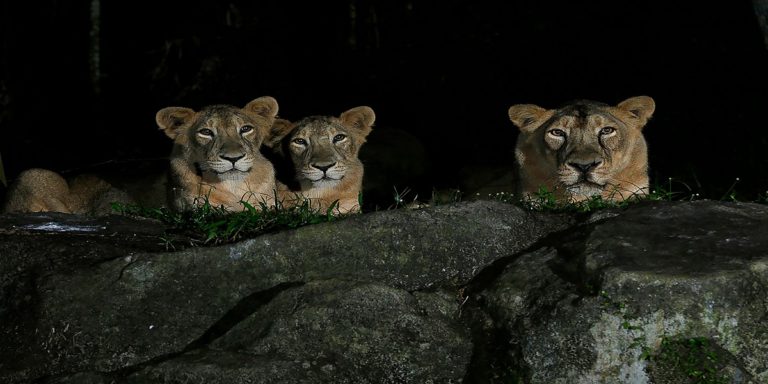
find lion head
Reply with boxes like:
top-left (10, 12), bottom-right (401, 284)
top-left (156, 96), bottom-right (279, 211)
top-left (266, 106), bottom-right (375, 213)
top-left (508, 96), bottom-right (655, 202)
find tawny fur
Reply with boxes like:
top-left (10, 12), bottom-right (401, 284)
top-left (508, 96), bottom-right (655, 203)
top-left (266, 106), bottom-right (375, 214)
top-left (156, 96), bottom-right (280, 212)
top-left (3, 168), bottom-right (122, 215)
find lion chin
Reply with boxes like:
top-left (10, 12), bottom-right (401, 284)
top-left (310, 175), bottom-right (344, 184)
top-left (212, 170), bottom-right (252, 182)
top-left (199, 163), bottom-right (252, 179)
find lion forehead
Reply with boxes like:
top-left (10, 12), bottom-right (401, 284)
top-left (544, 115), bottom-right (577, 129)
top-left (197, 107), bottom-right (256, 131)
top-left (584, 111), bottom-right (627, 130)
top-left (292, 116), bottom-right (348, 138)
top-left (543, 108), bottom-right (623, 133)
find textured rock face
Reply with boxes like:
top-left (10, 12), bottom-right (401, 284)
top-left (0, 201), bottom-right (570, 383)
top-left (1, 200), bottom-right (768, 383)
top-left (475, 200), bottom-right (768, 383)
top-left (133, 280), bottom-right (471, 384)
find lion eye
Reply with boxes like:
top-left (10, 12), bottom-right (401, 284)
top-left (292, 138), bottom-right (307, 146)
top-left (600, 127), bottom-right (616, 135)
top-left (240, 125), bottom-right (254, 134)
top-left (333, 134), bottom-right (347, 143)
top-left (548, 129), bottom-right (566, 137)
top-left (198, 128), bottom-right (214, 137)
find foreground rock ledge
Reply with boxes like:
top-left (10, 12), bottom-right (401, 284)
top-left (0, 200), bottom-right (766, 383)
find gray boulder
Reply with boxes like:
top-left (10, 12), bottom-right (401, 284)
top-left (3, 200), bottom-right (768, 383)
top-left (475, 200), bottom-right (768, 383)
top-left (0, 201), bottom-right (570, 383)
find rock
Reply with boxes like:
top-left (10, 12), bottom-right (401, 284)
top-left (474, 200), bottom-right (768, 383)
top-left (3, 199), bottom-right (768, 383)
top-left (129, 280), bottom-right (471, 383)
top-left (0, 201), bottom-right (570, 383)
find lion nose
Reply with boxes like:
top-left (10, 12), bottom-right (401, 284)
top-left (311, 163), bottom-right (336, 173)
top-left (220, 154), bottom-right (245, 165)
top-left (568, 160), bottom-right (602, 173)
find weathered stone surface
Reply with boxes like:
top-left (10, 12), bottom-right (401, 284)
top-left (476, 200), bottom-right (768, 383)
top-left (129, 280), bottom-right (470, 383)
top-left (0, 201), bottom-right (570, 383)
top-left (4, 200), bottom-right (768, 383)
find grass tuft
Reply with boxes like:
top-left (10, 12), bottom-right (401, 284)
top-left (111, 174), bottom-right (768, 247)
top-left (649, 336), bottom-right (729, 384)
top-left (111, 196), bottom-right (343, 246)
top-left (510, 186), bottom-right (645, 213)
top-left (498, 175), bottom-right (768, 213)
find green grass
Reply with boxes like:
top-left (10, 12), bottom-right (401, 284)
top-left (111, 174), bottom-right (767, 247)
top-left (758, 190), bottom-right (768, 204)
top-left (112, 197), bottom-right (344, 246)
top-left (490, 186), bottom-right (647, 213)
top-left (481, 175), bottom-right (768, 214)
top-left (650, 336), bottom-right (729, 384)
top-left (646, 176), bottom-right (768, 204)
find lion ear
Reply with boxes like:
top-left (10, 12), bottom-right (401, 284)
top-left (508, 104), bottom-right (548, 133)
top-left (156, 107), bottom-right (197, 139)
top-left (617, 96), bottom-right (655, 126)
top-left (339, 106), bottom-right (375, 138)
top-left (264, 118), bottom-right (295, 149)
top-left (244, 96), bottom-right (279, 119)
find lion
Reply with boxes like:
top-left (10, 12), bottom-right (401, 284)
top-left (265, 106), bottom-right (375, 214)
top-left (156, 96), bottom-right (280, 211)
top-left (508, 96), bottom-right (655, 203)
top-left (3, 168), bottom-right (131, 215)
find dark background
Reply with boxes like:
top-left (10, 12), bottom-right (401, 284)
top-left (2, 0), bottom-right (768, 207)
